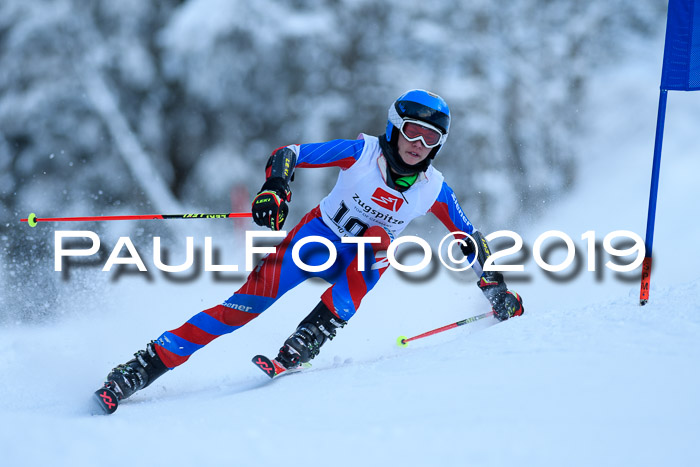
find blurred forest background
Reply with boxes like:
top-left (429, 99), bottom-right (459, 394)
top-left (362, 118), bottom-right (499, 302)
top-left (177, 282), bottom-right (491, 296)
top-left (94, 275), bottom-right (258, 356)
top-left (1, 0), bottom-right (665, 320)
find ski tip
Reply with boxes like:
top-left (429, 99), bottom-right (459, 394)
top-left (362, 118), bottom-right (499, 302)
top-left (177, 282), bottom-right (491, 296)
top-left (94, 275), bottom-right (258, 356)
top-left (92, 386), bottom-right (119, 415)
top-left (396, 335), bottom-right (409, 348)
top-left (252, 355), bottom-right (277, 379)
top-left (639, 299), bottom-right (648, 306)
top-left (252, 354), bottom-right (310, 379)
top-left (27, 213), bottom-right (38, 227)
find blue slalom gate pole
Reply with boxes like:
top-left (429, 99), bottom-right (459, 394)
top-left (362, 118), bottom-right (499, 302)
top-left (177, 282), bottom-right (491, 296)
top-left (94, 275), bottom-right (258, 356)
top-left (640, 89), bottom-right (668, 306)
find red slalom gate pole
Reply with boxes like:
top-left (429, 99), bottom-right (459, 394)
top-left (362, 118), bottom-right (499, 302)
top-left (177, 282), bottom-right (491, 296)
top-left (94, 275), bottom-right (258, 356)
top-left (397, 311), bottom-right (495, 347)
top-left (20, 212), bottom-right (252, 227)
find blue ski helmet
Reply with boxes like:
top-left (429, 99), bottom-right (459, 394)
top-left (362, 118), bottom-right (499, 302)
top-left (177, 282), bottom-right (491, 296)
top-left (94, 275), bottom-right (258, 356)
top-left (385, 89), bottom-right (450, 161)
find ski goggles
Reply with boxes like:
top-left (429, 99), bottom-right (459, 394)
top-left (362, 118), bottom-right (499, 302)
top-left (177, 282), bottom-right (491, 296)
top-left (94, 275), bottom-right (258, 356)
top-left (399, 119), bottom-right (445, 149)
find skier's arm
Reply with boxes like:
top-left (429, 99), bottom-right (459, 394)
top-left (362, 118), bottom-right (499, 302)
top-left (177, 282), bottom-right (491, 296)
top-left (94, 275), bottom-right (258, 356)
top-left (427, 182), bottom-right (482, 269)
top-left (428, 182), bottom-right (524, 320)
top-left (252, 140), bottom-right (365, 230)
top-left (265, 139), bottom-right (366, 183)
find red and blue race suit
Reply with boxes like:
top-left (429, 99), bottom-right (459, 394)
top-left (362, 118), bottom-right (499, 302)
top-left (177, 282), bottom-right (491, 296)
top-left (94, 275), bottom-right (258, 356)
top-left (153, 135), bottom-right (478, 369)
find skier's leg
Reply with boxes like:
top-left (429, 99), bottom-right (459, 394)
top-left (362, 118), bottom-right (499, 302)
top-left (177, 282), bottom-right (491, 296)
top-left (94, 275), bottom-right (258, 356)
top-left (103, 208), bottom-right (326, 399)
top-left (276, 226), bottom-right (392, 368)
top-left (153, 207), bottom-right (327, 369)
top-left (320, 225), bottom-right (392, 321)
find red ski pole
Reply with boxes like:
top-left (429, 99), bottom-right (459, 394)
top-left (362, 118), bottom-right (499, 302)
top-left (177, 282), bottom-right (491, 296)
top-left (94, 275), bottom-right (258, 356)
top-left (397, 311), bottom-right (495, 347)
top-left (20, 211), bottom-right (251, 227)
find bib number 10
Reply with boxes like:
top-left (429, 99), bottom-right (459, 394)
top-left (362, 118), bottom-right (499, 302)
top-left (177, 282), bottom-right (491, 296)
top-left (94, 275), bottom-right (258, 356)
top-left (332, 201), bottom-right (369, 237)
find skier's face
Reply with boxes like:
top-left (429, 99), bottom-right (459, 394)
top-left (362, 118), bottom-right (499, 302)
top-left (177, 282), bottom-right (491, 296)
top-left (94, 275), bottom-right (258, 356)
top-left (397, 133), bottom-right (431, 166)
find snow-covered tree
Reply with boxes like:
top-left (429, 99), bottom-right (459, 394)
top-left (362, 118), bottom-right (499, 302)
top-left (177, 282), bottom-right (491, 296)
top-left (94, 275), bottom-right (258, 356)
top-left (0, 0), bottom-right (664, 320)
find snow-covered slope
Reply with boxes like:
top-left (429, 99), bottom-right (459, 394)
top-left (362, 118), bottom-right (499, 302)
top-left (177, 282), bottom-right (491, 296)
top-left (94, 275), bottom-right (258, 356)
top-left (1, 34), bottom-right (700, 467)
top-left (1, 277), bottom-right (699, 467)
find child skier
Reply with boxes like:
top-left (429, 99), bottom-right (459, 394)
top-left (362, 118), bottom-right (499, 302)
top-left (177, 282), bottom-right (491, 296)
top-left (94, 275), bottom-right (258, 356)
top-left (98, 89), bottom-right (524, 405)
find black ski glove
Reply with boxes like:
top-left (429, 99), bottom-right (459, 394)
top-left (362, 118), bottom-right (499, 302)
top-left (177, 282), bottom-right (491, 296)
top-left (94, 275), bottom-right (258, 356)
top-left (252, 177), bottom-right (291, 231)
top-left (477, 271), bottom-right (524, 321)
